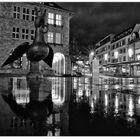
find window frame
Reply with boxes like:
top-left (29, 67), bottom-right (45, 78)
top-left (48, 13), bottom-right (54, 25)
top-left (48, 32), bottom-right (54, 43)
top-left (22, 7), bottom-right (29, 21)
top-left (55, 33), bottom-right (61, 44)
top-left (13, 6), bottom-right (20, 19)
top-left (22, 28), bottom-right (29, 40)
top-left (12, 27), bottom-right (20, 39)
top-left (56, 14), bottom-right (62, 26)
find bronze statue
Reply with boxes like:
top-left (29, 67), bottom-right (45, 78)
top-left (2, 8), bottom-right (54, 68)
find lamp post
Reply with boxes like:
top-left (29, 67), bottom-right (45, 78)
top-left (89, 51), bottom-right (94, 73)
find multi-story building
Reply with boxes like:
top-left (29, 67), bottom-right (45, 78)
top-left (95, 24), bottom-right (140, 76)
top-left (0, 2), bottom-right (72, 75)
top-left (95, 34), bottom-right (114, 72)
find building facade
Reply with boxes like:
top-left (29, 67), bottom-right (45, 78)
top-left (0, 2), bottom-right (72, 75)
top-left (95, 34), bottom-right (114, 72)
top-left (95, 24), bottom-right (140, 76)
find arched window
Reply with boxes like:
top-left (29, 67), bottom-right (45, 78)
top-left (52, 53), bottom-right (65, 75)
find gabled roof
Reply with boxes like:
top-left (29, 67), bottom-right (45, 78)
top-left (43, 2), bottom-right (66, 10)
top-left (28, 2), bottom-right (73, 14)
top-left (43, 2), bottom-right (72, 13)
top-left (111, 24), bottom-right (136, 43)
top-left (95, 34), bottom-right (114, 49)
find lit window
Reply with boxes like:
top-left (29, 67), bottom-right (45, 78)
top-left (22, 28), bottom-right (29, 40)
top-left (22, 8), bottom-right (29, 21)
top-left (31, 29), bottom-right (35, 40)
top-left (31, 10), bottom-right (36, 22)
top-left (48, 32), bottom-right (54, 43)
top-left (48, 13), bottom-right (54, 25)
top-left (55, 33), bottom-right (61, 44)
top-left (56, 14), bottom-right (62, 26)
top-left (12, 27), bottom-right (20, 39)
top-left (13, 6), bottom-right (20, 19)
top-left (137, 54), bottom-right (140, 60)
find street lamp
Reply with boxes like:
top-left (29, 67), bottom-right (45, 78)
top-left (89, 51), bottom-right (94, 64)
top-left (89, 51), bottom-right (94, 73)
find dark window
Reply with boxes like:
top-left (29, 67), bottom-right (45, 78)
top-left (123, 56), bottom-right (126, 61)
top-left (122, 39), bottom-right (126, 45)
top-left (13, 6), bottom-right (20, 19)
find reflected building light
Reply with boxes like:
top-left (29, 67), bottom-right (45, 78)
top-left (73, 78), bottom-right (77, 89)
top-left (13, 90), bottom-right (30, 104)
top-left (105, 94), bottom-right (108, 107)
top-left (85, 89), bottom-right (90, 97)
top-left (128, 95), bottom-right (134, 117)
top-left (90, 100), bottom-right (94, 113)
top-left (12, 77), bottom-right (30, 104)
top-left (78, 89), bottom-right (83, 97)
top-left (94, 94), bottom-right (97, 102)
top-left (52, 78), bottom-right (65, 106)
top-left (115, 95), bottom-right (119, 114)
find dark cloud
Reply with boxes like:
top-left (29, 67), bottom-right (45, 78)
top-left (57, 2), bottom-right (140, 47)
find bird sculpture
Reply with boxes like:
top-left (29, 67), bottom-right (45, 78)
top-left (1, 8), bottom-right (54, 68)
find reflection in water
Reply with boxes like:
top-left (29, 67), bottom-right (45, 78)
top-left (1, 75), bottom-right (140, 135)
top-left (2, 72), bottom-right (53, 136)
top-left (115, 94), bottom-right (119, 114)
top-left (52, 77), bottom-right (65, 106)
top-left (128, 95), bottom-right (134, 117)
top-left (12, 77), bottom-right (30, 104)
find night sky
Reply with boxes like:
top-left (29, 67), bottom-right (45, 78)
top-left (58, 2), bottom-right (140, 47)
